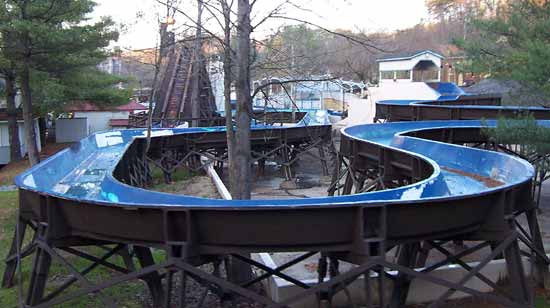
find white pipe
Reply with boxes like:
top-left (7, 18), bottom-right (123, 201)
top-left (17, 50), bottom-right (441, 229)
top-left (204, 162), bottom-right (232, 200)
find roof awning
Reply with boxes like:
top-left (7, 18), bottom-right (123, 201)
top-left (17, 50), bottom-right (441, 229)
top-left (109, 119), bottom-right (129, 127)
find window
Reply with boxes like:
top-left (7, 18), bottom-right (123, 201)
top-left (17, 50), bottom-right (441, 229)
top-left (380, 71), bottom-right (394, 80)
top-left (413, 69), bottom-right (440, 82)
top-left (395, 70), bottom-right (411, 80)
top-left (423, 69), bottom-right (439, 81)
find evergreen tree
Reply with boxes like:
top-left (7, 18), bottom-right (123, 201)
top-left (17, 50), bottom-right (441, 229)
top-left (31, 67), bottom-right (131, 115)
top-left (0, 0), bottom-right (120, 165)
top-left (455, 0), bottom-right (550, 105)
top-left (0, 3), bottom-right (21, 161)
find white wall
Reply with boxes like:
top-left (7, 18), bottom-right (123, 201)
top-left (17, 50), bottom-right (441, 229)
top-left (74, 111), bottom-right (129, 134)
top-left (379, 53), bottom-right (442, 71)
top-left (379, 52), bottom-right (442, 84)
top-left (0, 119), bottom-right (42, 164)
top-left (208, 60), bottom-right (225, 112)
top-left (373, 83), bottom-right (440, 102)
top-left (379, 74), bottom-right (413, 84)
top-left (56, 118), bottom-right (89, 143)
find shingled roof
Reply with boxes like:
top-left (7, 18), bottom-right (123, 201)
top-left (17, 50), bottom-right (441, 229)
top-left (377, 50), bottom-right (444, 62)
top-left (65, 100), bottom-right (147, 112)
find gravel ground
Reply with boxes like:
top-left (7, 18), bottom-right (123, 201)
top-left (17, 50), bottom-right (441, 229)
top-left (141, 263), bottom-right (266, 308)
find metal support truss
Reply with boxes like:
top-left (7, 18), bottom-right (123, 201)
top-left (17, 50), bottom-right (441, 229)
top-left (327, 137), bottom-right (534, 307)
top-left (3, 189), bottom-right (534, 308)
top-left (4, 205), bottom-right (165, 308)
top-left (2, 122), bottom-right (537, 307)
top-left (141, 127), bottom-right (335, 184)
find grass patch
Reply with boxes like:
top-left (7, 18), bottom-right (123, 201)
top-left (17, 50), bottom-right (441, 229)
top-left (148, 167), bottom-right (220, 198)
top-left (149, 166), bottom-right (197, 193)
top-left (150, 166), bottom-right (196, 184)
top-left (0, 191), bottom-right (150, 307)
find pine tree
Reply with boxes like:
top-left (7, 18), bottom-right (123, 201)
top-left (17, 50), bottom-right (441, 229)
top-left (0, 3), bottom-right (21, 162)
top-left (0, 0), bottom-right (120, 165)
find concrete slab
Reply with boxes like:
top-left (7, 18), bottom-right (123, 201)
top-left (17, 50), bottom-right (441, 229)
top-left (254, 252), bottom-right (533, 308)
top-left (250, 180), bottom-right (550, 307)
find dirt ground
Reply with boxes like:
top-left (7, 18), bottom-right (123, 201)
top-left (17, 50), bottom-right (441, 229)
top-left (0, 142), bottom-right (72, 186)
top-left (150, 175), bottom-right (221, 198)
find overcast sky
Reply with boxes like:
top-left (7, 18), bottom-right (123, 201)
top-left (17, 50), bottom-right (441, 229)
top-left (92, 0), bottom-right (429, 50)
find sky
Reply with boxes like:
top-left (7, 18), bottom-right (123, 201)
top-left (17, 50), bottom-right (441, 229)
top-left (92, 0), bottom-right (429, 50)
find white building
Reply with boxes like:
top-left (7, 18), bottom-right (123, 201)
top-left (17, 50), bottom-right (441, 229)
top-left (0, 118), bottom-right (41, 164)
top-left (252, 76), bottom-right (365, 111)
top-left (97, 56), bottom-right (122, 75)
top-left (0, 82), bottom-right (42, 164)
top-left (63, 101), bottom-right (146, 134)
top-left (377, 50), bottom-right (443, 84)
top-left (208, 59), bottom-right (226, 112)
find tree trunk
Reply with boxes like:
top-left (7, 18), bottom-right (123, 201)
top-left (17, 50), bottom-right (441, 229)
top-left (221, 0), bottom-right (236, 193)
top-left (234, 0), bottom-right (252, 200)
top-left (18, 1), bottom-right (40, 166)
top-left (144, 31), bottom-right (164, 156)
top-left (20, 59), bottom-right (40, 166)
top-left (226, 0), bottom-right (254, 284)
top-left (5, 72), bottom-right (22, 162)
top-left (38, 117), bottom-right (46, 148)
top-left (191, 0), bottom-right (204, 127)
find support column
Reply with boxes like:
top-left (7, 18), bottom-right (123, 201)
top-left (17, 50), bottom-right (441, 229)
top-left (26, 243), bottom-right (52, 305)
top-left (525, 208), bottom-right (550, 288)
top-left (390, 243), bottom-right (420, 308)
top-left (504, 236), bottom-right (531, 305)
top-left (134, 246), bottom-right (164, 308)
top-left (2, 217), bottom-right (29, 288)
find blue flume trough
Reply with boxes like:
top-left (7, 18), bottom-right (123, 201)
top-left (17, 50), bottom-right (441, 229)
top-left (16, 119), bottom-right (539, 208)
top-left (9, 88), bottom-right (546, 307)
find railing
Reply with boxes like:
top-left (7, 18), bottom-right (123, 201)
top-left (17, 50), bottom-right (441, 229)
top-left (129, 111), bottom-right (308, 128)
top-left (128, 112), bottom-right (226, 128)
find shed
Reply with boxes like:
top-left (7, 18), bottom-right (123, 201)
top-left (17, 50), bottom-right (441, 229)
top-left (377, 50), bottom-right (444, 84)
top-left (0, 111), bottom-right (42, 164)
top-left (64, 101), bottom-right (146, 134)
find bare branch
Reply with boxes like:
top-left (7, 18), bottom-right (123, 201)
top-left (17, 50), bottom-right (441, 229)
top-left (156, 0), bottom-right (234, 54)
top-left (251, 76), bottom-right (338, 98)
top-left (268, 15), bottom-right (388, 53)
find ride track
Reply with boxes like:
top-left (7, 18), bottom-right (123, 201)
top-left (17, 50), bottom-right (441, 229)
top-left (3, 88), bottom-right (550, 307)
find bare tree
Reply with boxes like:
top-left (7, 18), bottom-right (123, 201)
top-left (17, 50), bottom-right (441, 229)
top-left (233, 0), bottom-right (252, 200)
top-left (219, 0), bottom-right (237, 195)
top-left (145, 0), bottom-right (180, 154)
top-left (155, 0), bottom-right (389, 284)
top-left (191, 0), bottom-right (204, 127)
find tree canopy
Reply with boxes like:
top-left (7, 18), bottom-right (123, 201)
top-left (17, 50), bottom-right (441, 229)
top-left (0, 0), bottom-right (125, 164)
top-left (0, 0), bottom-right (126, 109)
top-left (31, 68), bottom-right (131, 114)
top-left (455, 0), bottom-right (550, 104)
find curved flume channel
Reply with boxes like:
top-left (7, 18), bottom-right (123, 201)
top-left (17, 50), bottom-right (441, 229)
top-left (375, 82), bottom-right (550, 122)
top-left (16, 119), bottom-right (541, 208)
top-left (8, 87), bottom-right (547, 307)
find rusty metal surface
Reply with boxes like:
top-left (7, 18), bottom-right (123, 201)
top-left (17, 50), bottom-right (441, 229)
top-left (375, 94), bottom-right (550, 122)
